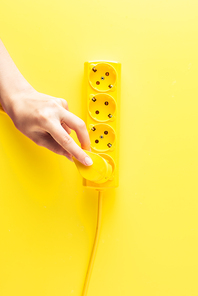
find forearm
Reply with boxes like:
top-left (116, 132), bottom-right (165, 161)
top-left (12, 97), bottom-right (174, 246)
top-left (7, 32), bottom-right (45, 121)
top-left (0, 39), bottom-right (34, 116)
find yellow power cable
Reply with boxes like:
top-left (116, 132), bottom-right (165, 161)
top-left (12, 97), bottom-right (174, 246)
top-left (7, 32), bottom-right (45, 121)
top-left (82, 190), bottom-right (103, 296)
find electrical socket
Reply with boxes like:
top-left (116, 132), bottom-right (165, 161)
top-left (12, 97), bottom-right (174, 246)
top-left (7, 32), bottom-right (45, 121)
top-left (83, 60), bottom-right (121, 189)
top-left (89, 123), bottom-right (116, 152)
top-left (88, 93), bottom-right (116, 122)
top-left (89, 62), bottom-right (117, 92)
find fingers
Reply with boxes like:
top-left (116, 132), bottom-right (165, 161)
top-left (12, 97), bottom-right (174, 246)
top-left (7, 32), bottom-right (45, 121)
top-left (61, 121), bottom-right (71, 135)
top-left (45, 98), bottom-right (90, 151)
top-left (47, 122), bottom-right (93, 166)
top-left (53, 98), bottom-right (71, 134)
top-left (52, 97), bottom-right (69, 111)
top-left (30, 96), bottom-right (92, 164)
top-left (59, 109), bottom-right (91, 151)
top-left (32, 131), bottom-right (73, 161)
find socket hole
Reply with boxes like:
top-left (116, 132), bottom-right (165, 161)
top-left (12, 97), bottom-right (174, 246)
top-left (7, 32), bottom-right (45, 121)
top-left (96, 81), bottom-right (100, 85)
top-left (95, 139), bottom-right (99, 143)
top-left (104, 131), bottom-right (108, 135)
top-left (104, 101), bottom-right (109, 105)
top-left (92, 97), bottom-right (96, 102)
top-left (105, 72), bottom-right (109, 76)
top-left (95, 110), bottom-right (99, 114)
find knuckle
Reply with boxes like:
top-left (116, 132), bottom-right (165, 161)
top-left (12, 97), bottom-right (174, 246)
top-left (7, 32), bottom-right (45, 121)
top-left (34, 101), bottom-right (59, 125)
top-left (48, 99), bottom-right (58, 108)
top-left (53, 98), bottom-right (62, 106)
top-left (61, 134), bottom-right (73, 146)
top-left (64, 100), bottom-right (69, 109)
top-left (54, 98), bottom-right (68, 109)
top-left (35, 109), bottom-right (48, 124)
top-left (45, 99), bottom-right (59, 112)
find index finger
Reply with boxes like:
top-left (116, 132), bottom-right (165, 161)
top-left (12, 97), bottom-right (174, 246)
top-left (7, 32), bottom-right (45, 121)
top-left (47, 122), bottom-right (93, 166)
top-left (59, 109), bottom-right (91, 151)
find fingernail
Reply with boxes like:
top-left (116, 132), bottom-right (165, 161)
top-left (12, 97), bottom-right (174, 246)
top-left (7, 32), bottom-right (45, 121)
top-left (84, 156), bottom-right (93, 166)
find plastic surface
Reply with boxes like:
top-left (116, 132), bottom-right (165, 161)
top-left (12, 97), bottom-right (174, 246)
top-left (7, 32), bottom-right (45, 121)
top-left (88, 94), bottom-right (116, 122)
top-left (84, 61), bottom-right (121, 189)
top-left (89, 123), bottom-right (116, 152)
top-left (89, 63), bottom-right (117, 92)
top-left (73, 151), bottom-right (113, 184)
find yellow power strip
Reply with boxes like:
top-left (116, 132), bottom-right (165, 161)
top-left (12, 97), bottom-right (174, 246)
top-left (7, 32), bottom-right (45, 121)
top-left (75, 61), bottom-right (121, 296)
top-left (83, 60), bottom-right (121, 189)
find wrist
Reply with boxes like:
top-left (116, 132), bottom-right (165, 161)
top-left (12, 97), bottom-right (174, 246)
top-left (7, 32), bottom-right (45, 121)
top-left (0, 39), bottom-right (35, 117)
top-left (0, 83), bottom-right (35, 118)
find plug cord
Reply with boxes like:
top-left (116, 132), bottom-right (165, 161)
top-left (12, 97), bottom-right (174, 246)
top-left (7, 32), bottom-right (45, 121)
top-left (82, 190), bottom-right (103, 296)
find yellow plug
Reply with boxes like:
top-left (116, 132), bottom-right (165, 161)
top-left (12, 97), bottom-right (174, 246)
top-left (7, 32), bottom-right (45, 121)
top-left (73, 151), bottom-right (113, 184)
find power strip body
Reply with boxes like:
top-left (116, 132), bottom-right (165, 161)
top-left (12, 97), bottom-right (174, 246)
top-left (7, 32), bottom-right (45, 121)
top-left (83, 60), bottom-right (121, 189)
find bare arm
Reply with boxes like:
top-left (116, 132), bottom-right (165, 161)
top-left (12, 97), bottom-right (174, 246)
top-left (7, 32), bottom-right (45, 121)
top-left (0, 39), bottom-right (93, 166)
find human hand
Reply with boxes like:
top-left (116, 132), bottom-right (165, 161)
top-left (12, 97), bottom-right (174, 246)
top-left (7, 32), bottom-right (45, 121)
top-left (0, 39), bottom-right (92, 165)
top-left (8, 89), bottom-right (93, 166)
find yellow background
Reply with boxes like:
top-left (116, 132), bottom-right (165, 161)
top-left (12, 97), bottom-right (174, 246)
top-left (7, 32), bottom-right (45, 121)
top-left (0, 0), bottom-right (198, 295)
